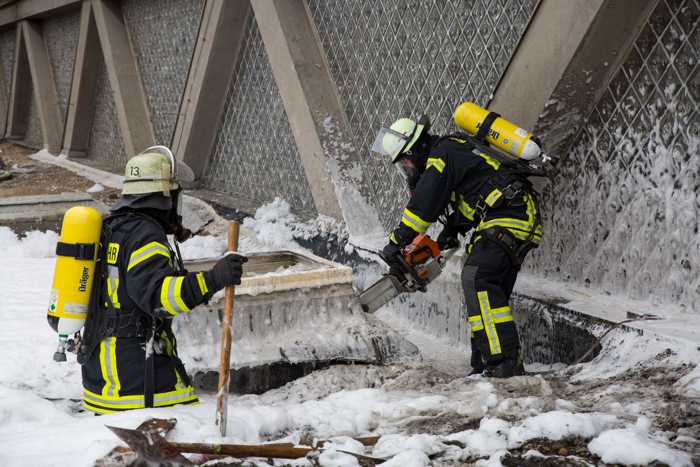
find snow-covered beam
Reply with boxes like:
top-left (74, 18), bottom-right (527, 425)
top-left (251, 0), bottom-right (352, 223)
top-left (91, 0), bottom-right (153, 157)
top-left (21, 19), bottom-right (62, 153)
top-left (171, 0), bottom-right (251, 180)
top-left (61, 0), bottom-right (100, 157)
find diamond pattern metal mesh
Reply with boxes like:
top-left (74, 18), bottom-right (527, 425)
top-left (0, 27), bottom-right (15, 135)
top-left (123, 0), bottom-right (204, 147)
top-left (86, 51), bottom-right (126, 169)
top-left (308, 0), bottom-right (538, 230)
top-left (527, 0), bottom-right (700, 309)
top-left (43, 8), bottom-right (81, 124)
top-left (204, 15), bottom-right (318, 218)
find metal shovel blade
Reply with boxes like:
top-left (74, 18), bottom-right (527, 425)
top-left (106, 425), bottom-right (194, 466)
top-left (358, 274), bottom-right (404, 313)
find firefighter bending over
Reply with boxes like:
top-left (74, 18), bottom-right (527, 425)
top-left (78, 146), bottom-right (246, 413)
top-left (373, 117), bottom-right (542, 378)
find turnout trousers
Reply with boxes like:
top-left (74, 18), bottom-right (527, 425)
top-left (461, 233), bottom-right (532, 370)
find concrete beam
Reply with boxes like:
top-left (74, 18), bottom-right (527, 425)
top-left (92, 0), bottom-right (153, 157)
top-left (252, 0), bottom-right (375, 226)
top-left (490, 0), bottom-right (658, 155)
top-left (5, 24), bottom-right (29, 139)
top-left (61, 0), bottom-right (99, 157)
top-left (171, 0), bottom-right (250, 179)
top-left (21, 19), bottom-right (62, 153)
top-left (0, 0), bottom-right (80, 27)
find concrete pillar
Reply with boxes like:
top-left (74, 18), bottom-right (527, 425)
top-left (490, 0), bottom-right (658, 155)
top-left (91, 0), bottom-right (153, 157)
top-left (62, 0), bottom-right (100, 157)
top-left (5, 25), bottom-right (30, 139)
top-left (21, 20), bottom-right (62, 153)
top-left (252, 0), bottom-right (359, 224)
top-left (171, 0), bottom-right (250, 179)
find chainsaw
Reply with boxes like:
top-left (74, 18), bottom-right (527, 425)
top-left (358, 234), bottom-right (457, 313)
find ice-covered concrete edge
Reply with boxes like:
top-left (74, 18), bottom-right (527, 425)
top-left (515, 272), bottom-right (700, 346)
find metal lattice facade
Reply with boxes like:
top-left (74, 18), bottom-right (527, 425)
top-left (123, 0), bottom-right (204, 147)
top-left (43, 8), bottom-right (81, 124)
top-left (308, 0), bottom-right (539, 230)
top-left (204, 15), bottom-right (318, 218)
top-left (0, 27), bottom-right (15, 134)
top-left (86, 53), bottom-right (126, 169)
top-left (527, 0), bottom-right (700, 310)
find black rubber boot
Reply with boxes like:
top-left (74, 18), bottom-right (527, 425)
top-left (468, 347), bottom-right (485, 375)
top-left (483, 356), bottom-right (525, 378)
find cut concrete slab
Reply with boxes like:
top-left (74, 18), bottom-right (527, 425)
top-left (176, 250), bottom-right (419, 394)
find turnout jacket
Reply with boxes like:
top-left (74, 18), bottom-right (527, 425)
top-left (389, 135), bottom-right (542, 247)
top-left (81, 209), bottom-right (213, 414)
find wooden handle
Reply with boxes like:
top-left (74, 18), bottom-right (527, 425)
top-left (171, 442), bottom-right (312, 459)
top-left (216, 221), bottom-right (240, 436)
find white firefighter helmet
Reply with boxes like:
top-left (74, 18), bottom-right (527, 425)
top-left (121, 146), bottom-right (195, 197)
top-left (371, 116), bottom-right (429, 162)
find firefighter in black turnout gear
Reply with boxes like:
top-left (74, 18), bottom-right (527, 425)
top-left (78, 146), bottom-right (247, 414)
top-left (373, 117), bottom-right (542, 378)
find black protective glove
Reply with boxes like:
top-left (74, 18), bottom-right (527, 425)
top-left (381, 241), bottom-right (405, 278)
top-left (437, 227), bottom-right (460, 251)
top-left (204, 253), bottom-right (248, 293)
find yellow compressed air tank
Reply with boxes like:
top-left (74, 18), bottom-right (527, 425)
top-left (454, 102), bottom-right (541, 160)
top-left (47, 206), bottom-right (102, 361)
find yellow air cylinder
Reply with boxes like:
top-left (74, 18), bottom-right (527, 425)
top-left (47, 206), bottom-right (102, 360)
top-left (454, 101), bottom-right (541, 160)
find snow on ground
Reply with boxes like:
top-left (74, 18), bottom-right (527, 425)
top-left (0, 202), bottom-right (698, 466)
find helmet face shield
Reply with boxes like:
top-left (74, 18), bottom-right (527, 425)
top-left (371, 126), bottom-right (411, 160)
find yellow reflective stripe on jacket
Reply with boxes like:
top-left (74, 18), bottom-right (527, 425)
top-left (401, 208), bottom-right (431, 233)
top-left (99, 337), bottom-right (121, 398)
top-left (476, 291), bottom-right (514, 355)
top-left (160, 276), bottom-right (190, 316)
top-left (426, 157), bottom-right (445, 173)
top-left (388, 232), bottom-right (398, 244)
top-left (485, 188), bottom-right (503, 207)
top-left (477, 152), bottom-right (501, 170)
top-left (196, 272), bottom-right (208, 296)
top-left (83, 385), bottom-right (197, 412)
top-left (106, 266), bottom-right (121, 309)
top-left (127, 241), bottom-right (171, 271)
top-left (458, 196), bottom-right (476, 220)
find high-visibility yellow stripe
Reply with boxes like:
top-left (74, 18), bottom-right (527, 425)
top-left (401, 208), bottom-right (430, 233)
top-left (128, 241), bottom-right (170, 271)
top-left (485, 188), bottom-right (503, 207)
top-left (83, 386), bottom-right (198, 412)
top-left (173, 277), bottom-right (189, 313)
top-left (426, 157), bottom-right (445, 173)
top-left (99, 338), bottom-right (120, 398)
top-left (477, 291), bottom-right (502, 355)
top-left (196, 272), bottom-right (208, 296)
top-left (160, 276), bottom-right (190, 316)
top-left (458, 196), bottom-right (475, 220)
top-left (468, 315), bottom-right (484, 334)
top-left (477, 152), bottom-right (501, 170)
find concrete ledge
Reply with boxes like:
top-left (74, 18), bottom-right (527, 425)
top-left (513, 273), bottom-right (700, 348)
top-left (0, 191), bottom-right (107, 221)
